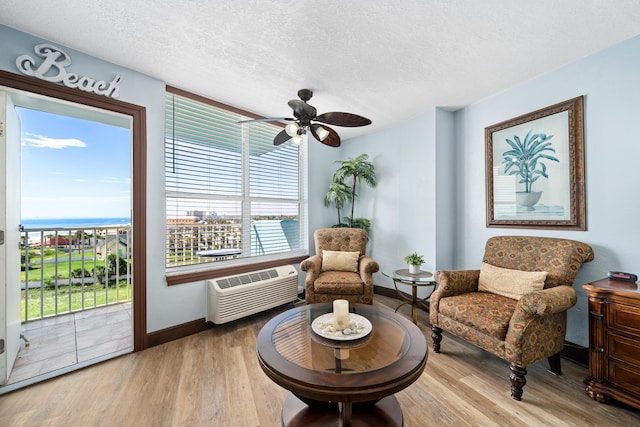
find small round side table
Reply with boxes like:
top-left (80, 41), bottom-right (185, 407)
top-left (382, 268), bottom-right (437, 324)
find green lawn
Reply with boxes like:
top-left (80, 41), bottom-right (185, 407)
top-left (22, 259), bottom-right (106, 281)
top-left (21, 281), bottom-right (132, 321)
top-left (22, 250), bottom-right (106, 281)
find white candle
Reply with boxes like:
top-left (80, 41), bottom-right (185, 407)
top-left (333, 299), bottom-right (349, 329)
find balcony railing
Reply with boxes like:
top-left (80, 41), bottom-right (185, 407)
top-left (20, 225), bottom-right (133, 322)
top-left (166, 222), bottom-right (242, 267)
top-left (165, 219), bottom-right (300, 268)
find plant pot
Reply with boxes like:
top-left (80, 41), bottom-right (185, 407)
top-left (516, 191), bottom-right (542, 211)
top-left (408, 264), bottom-right (421, 274)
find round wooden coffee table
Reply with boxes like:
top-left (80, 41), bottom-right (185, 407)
top-left (256, 303), bottom-right (428, 426)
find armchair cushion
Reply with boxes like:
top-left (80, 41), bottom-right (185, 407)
top-left (439, 292), bottom-right (518, 341)
top-left (478, 262), bottom-right (547, 300)
top-left (321, 250), bottom-right (360, 272)
top-left (313, 271), bottom-right (364, 295)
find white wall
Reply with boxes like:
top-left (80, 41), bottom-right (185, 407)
top-left (453, 35), bottom-right (640, 346)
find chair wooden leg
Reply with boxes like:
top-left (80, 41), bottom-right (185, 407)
top-left (431, 326), bottom-right (442, 353)
top-left (547, 352), bottom-right (562, 375)
top-left (509, 363), bottom-right (527, 401)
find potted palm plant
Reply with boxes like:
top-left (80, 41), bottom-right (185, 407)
top-left (502, 130), bottom-right (559, 210)
top-left (329, 153), bottom-right (377, 231)
top-left (404, 252), bottom-right (424, 274)
top-left (324, 181), bottom-right (352, 227)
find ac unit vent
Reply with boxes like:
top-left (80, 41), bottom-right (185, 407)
top-left (216, 269), bottom-right (280, 289)
top-left (207, 265), bottom-right (298, 324)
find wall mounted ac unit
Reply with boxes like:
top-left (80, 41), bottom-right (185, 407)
top-left (206, 265), bottom-right (298, 324)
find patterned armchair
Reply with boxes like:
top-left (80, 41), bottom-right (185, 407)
top-left (300, 228), bottom-right (379, 304)
top-left (430, 236), bottom-right (594, 400)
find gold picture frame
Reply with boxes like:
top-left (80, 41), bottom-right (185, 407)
top-left (485, 96), bottom-right (585, 230)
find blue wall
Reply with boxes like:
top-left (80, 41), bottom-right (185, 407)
top-left (453, 35), bottom-right (640, 346)
top-left (306, 40), bottom-right (640, 347)
top-left (340, 108), bottom-right (457, 299)
top-left (3, 23), bottom-right (640, 347)
top-left (0, 24), bottom-right (198, 333)
top-left (338, 35), bottom-right (640, 347)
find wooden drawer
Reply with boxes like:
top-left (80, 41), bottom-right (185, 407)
top-left (608, 358), bottom-right (640, 397)
top-left (608, 333), bottom-right (640, 366)
top-left (608, 302), bottom-right (640, 336)
top-left (584, 279), bottom-right (640, 409)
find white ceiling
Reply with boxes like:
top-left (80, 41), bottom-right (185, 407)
top-left (3, 0), bottom-right (640, 140)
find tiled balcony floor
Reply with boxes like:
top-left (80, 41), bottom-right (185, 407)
top-left (6, 303), bottom-right (132, 385)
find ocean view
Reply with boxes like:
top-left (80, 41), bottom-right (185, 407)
top-left (21, 217), bottom-right (131, 230)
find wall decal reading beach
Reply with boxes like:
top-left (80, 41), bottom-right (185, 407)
top-left (16, 44), bottom-right (121, 98)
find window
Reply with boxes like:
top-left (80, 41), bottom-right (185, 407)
top-left (165, 89), bottom-right (307, 270)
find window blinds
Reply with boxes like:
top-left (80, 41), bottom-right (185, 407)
top-left (165, 91), bottom-right (305, 268)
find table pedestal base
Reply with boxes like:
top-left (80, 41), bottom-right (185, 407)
top-left (393, 280), bottom-right (431, 325)
top-left (281, 392), bottom-right (402, 427)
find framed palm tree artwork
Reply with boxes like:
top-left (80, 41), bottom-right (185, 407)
top-left (484, 96), bottom-right (586, 230)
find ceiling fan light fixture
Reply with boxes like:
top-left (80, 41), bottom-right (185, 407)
top-left (315, 126), bottom-right (330, 141)
top-left (243, 89), bottom-right (371, 148)
top-left (285, 122), bottom-right (299, 137)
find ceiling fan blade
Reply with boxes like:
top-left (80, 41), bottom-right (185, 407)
top-left (273, 129), bottom-right (292, 146)
top-left (237, 117), bottom-right (294, 124)
top-left (315, 112), bottom-right (372, 127)
top-left (311, 124), bottom-right (340, 147)
top-left (303, 103), bottom-right (317, 118)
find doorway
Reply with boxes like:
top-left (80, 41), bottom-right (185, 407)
top-left (0, 70), bottom-right (147, 393)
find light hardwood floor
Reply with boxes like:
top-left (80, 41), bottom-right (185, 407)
top-left (0, 295), bottom-right (638, 426)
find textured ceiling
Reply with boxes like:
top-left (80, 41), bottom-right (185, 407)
top-left (2, 0), bottom-right (640, 140)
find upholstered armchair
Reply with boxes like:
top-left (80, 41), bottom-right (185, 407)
top-left (300, 228), bottom-right (379, 304)
top-left (430, 236), bottom-right (594, 400)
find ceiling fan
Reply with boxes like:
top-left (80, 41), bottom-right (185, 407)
top-left (239, 89), bottom-right (371, 147)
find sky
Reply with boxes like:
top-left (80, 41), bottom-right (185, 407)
top-left (17, 107), bottom-right (131, 219)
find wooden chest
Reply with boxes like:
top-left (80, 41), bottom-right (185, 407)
top-left (584, 278), bottom-right (640, 410)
